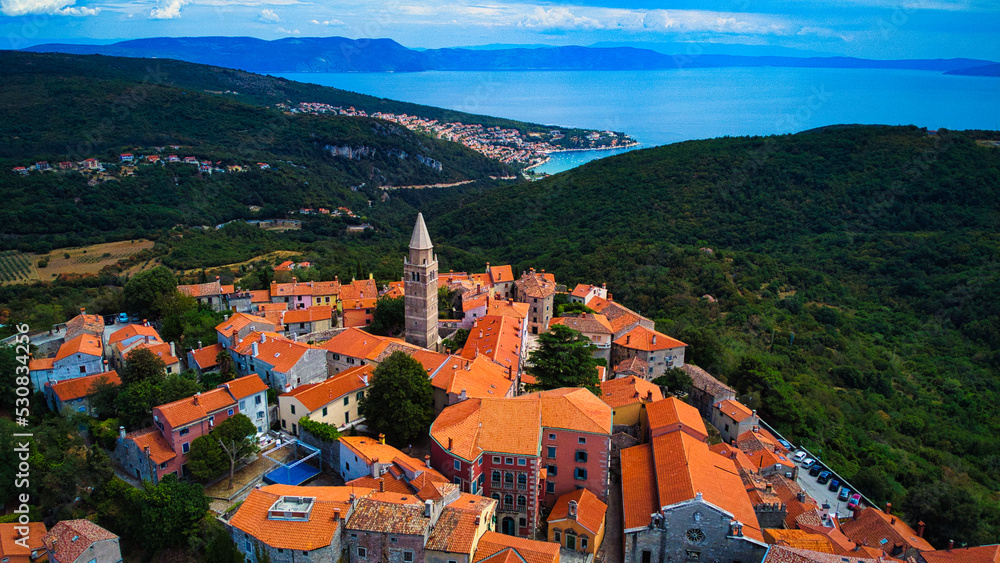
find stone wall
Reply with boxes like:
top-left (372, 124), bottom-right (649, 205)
top-left (298, 427), bottom-right (340, 474)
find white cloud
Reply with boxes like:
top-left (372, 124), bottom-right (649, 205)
top-left (310, 18), bottom-right (344, 26)
top-left (0, 0), bottom-right (99, 16)
top-left (149, 0), bottom-right (189, 19)
top-left (276, 26), bottom-right (299, 34)
top-left (258, 7), bottom-right (279, 22)
top-left (520, 7), bottom-right (606, 30)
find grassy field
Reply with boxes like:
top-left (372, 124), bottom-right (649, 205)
top-left (31, 240), bottom-right (155, 280)
top-left (177, 250), bottom-right (300, 276)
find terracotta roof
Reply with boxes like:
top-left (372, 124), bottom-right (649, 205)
top-left (126, 341), bottom-right (178, 365)
top-left (547, 487), bottom-right (607, 536)
top-left (177, 280), bottom-right (223, 298)
top-left (283, 306), bottom-right (333, 324)
top-left (382, 285), bottom-right (404, 299)
top-left (322, 327), bottom-right (388, 358)
top-left (613, 325), bottom-right (686, 352)
top-left (281, 365), bottom-right (371, 412)
top-left (126, 427), bottom-right (176, 464)
top-left (233, 332), bottom-right (318, 373)
top-left (270, 281), bottom-right (315, 297)
top-left (473, 531), bottom-right (560, 563)
top-left (258, 302), bottom-right (289, 313)
top-left (487, 264), bottom-right (514, 284)
top-left (763, 545), bottom-right (880, 563)
top-left (599, 376), bottom-right (663, 408)
top-left (43, 519), bottom-right (118, 563)
top-left (311, 280), bottom-right (341, 296)
top-left (108, 323), bottom-right (160, 344)
top-left (339, 436), bottom-right (436, 473)
top-left (189, 343), bottom-right (224, 369)
top-left (717, 399), bottom-right (754, 423)
top-left (550, 313), bottom-right (614, 335)
top-left (460, 315), bottom-right (522, 374)
top-left (620, 445), bottom-right (657, 530)
top-left (49, 370), bottom-right (120, 402)
top-left (65, 313), bottom-right (105, 340)
top-left (249, 289), bottom-right (271, 303)
top-left (55, 333), bottom-right (103, 361)
top-left (29, 357), bottom-right (55, 371)
top-left (570, 283), bottom-right (596, 298)
top-left (709, 443), bottom-right (757, 473)
top-left (682, 364), bottom-right (735, 398)
top-left (431, 388), bottom-right (611, 462)
top-left (922, 545), bottom-right (1000, 563)
top-left (589, 299), bottom-right (646, 336)
top-left (215, 312), bottom-right (275, 336)
top-left (432, 355), bottom-right (516, 399)
top-left (646, 396), bottom-right (708, 438)
top-left (222, 374), bottom-right (269, 400)
top-left (514, 272), bottom-right (556, 299)
top-left (229, 485), bottom-right (365, 551)
top-left (340, 279), bottom-right (378, 301)
top-left (463, 293), bottom-right (489, 312)
top-left (484, 299), bottom-right (529, 320)
top-left (426, 494), bottom-right (496, 554)
top-left (0, 522), bottom-right (46, 561)
top-left (346, 497), bottom-right (429, 535)
top-left (840, 508), bottom-right (934, 553)
top-left (155, 387), bottom-right (235, 428)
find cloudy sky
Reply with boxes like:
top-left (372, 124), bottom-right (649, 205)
top-left (1, 0), bottom-right (998, 59)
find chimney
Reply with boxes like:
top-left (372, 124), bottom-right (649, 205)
top-left (917, 521), bottom-right (925, 538)
top-left (885, 502), bottom-right (892, 515)
top-left (80, 307), bottom-right (85, 315)
top-left (103, 359), bottom-right (108, 369)
top-left (448, 437), bottom-right (453, 450)
top-left (646, 391), bottom-right (653, 401)
top-left (652, 335), bottom-right (657, 345)
top-left (143, 319), bottom-right (148, 326)
top-left (144, 335), bottom-right (150, 344)
top-left (197, 340), bottom-right (202, 349)
top-left (425, 455), bottom-right (431, 468)
top-left (948, 540), bottom-right (954, 551)
top-left (424, 499), bottom-right (433, 518)
top-left (216, 276), bottom-right (220, 282)
top-left (333, 509), bottom-right (341, 521)
top-left (169, 341), bottom-right (176, 358)
top-left (626, 335), bottom-right (630, 345)
top-left (379, 480), bottom-right (384, 493)
top-left (119, 426), bottom-right (126, 439)
top-left (252, 341), bottom-right (259, 357)
top-left (459, 389), bottom-right (467, 400)
top-left (569, 500), bottom-right (578, 518)
top-left (379, 433), bottom-right (386, 445)
top-left (796, 491), bottom-right (806, 503)
top-left (260, 332), bottom-right (266, 343)
top-left (193, 393), bottom-right (200, 405)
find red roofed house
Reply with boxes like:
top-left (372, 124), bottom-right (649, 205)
top-left (762, 545), bottom-right (881, 563)
top-left (611, 325), bottom-right (687, 379)
top-left (43, 519), bottom-right (121, 563)
top-left (0, 521), bottom-right (47, 563)
top-left (28, 333), bottom-right (105, 391)
top-left (124, 340), bottom-right (180, 374)
top-left (215, 313), bottom-right (277, 349)
top-left (512, 268), bottom-right (557, 335)
top-left (459, 315), bottom-right (526, 386)
top-left (177, 278), bottom-right (226, 311)
top-left (187, 342), bottom-right (224, 376)
top-left (568, 283), bottom-right (608, 306)
top-left (282, 305), bottom-right (333, 338)
top-left (550, 313), bottom-right (615, 363)
top-left (230, 332), bottom-right (327, 392)
top-left (683, 363), bottom-right (737, 419)
top-left (620, 430), bottom-right (767, 563)
top-left (547, 488), bottom-right (607, 555)
top-left (598, 375), bottom-right (663, 437)
top-left (113, 374), bottom-right (269, 482)
top-left (278, 364), bottom-right (371, 435)
top-left (712, 399), bottom-right (758, 444)
top-left (920, 544), bottom-right (1000, 563)
top-left (107, 323), bottom-right (162, 367)
top-left (44, 370), bottom-right (121, 417)
top-left (647, 396), bottom-right (710, 442)
top-left (473, 531), bottom-right (560, 563)
top-left (430, 355), bottom-right (518, 412)
top-left (430, 388), bottom-right (612, 538)
top-left (840, 506), bottom-right (934, 560)
top-left (64, 310), bottom-right (105, 341)
top-left (485, 263), bottom-right (515, 299)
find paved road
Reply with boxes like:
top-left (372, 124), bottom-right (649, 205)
top-left (793, 459), bottom-right (856, 518)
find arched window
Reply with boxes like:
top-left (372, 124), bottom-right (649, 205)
top-left (517, 495), bottom-right (526, 508)
top-left (504, 494), bottom-right (513, 508)
top-left (491, 493), bottom-right (501, 501)
top-left (504, 472), bottom-right (514, 484)
top-left (492, 470), bottom-right (501, 483)
top-left (517, 473), bottom-right (527, 485)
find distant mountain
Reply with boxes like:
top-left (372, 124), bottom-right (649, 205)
top-left (23, 36), bottom-right (997, 75)
top-left (945, 63), bottom-right (1000, 77)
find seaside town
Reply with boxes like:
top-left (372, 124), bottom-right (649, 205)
top-left (9, 149), bottom-right (271, 182)
top-left (286, 101), bottom-right (637, 167)
top-left (10, 213), bottom-right (986, 563)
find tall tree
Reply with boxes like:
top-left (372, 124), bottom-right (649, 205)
top-left (214, 414), bottom-right (258, 490)
top-left (368, 295), bottom-right (404, 336)
top-left (359, 351), bottom-right (434, 446)
top-left (525, 324), bottom-right (599, 393)
top-left (120, 347), bottom-right (167, 386)
top-left (124, 266), bottom-right (177, 319)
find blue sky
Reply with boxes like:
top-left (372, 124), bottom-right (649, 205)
top-left (2, 0), bottom-right (998, 59)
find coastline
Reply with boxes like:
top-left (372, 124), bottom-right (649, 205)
top-left (544, 141), bottom-right (641, 154)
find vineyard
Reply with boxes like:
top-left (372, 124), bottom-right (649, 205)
top-left (0, 251), bottom-right (34, 283)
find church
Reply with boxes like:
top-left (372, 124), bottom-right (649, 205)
top-left (403, 212), bottom-right (440, 351)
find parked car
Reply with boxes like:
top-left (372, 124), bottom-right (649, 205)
top-left (828, 479), bottom-right (840, 492)
top-left (103, 315), bottom-right (116, 326)
top-left (792, 451), bottom-right (807, 463)
top-left (809, 465), bottom-right (824, 477)
top-left (129, 313), bottom-right (140, 323)
top-left (117, 312), bottom-right (128, 323)
top-left (801, 458), bottom-right (816, 469)
top-left (817, 471), bottom-right (831, 484)
top-left (847, 493), bottom-right (861, 510)
top-left (838, 488), bottom-right (851, 502)
top-left (777, 439), bottom-right (793, 450)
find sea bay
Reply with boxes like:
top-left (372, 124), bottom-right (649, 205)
top-left (277, 68), bottom-right (1000, 174)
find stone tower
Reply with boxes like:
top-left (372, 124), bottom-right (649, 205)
top-left (404, 213), bottom-right (439, 350)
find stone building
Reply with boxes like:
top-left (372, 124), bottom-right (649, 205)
top-left (404, 213), bottom-right (440, 350)
top-left (512, 268), bottom-right (556, 334)
top-left (610, 325), bottom-right (687, 379)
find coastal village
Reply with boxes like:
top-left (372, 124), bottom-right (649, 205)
top-left (12, 214), bottom-right (994, 563)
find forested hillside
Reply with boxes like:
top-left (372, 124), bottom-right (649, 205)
top-left (391, 125), bottom-right (1000, 545)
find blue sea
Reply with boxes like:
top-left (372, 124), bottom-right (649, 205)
top-left (277, 68), bottom-right (1000, 174)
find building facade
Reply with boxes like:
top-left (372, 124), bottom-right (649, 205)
top-left (404, 213), bottom-right (440, 350)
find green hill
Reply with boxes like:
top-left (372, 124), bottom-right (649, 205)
top-left (397, 125), bottom-right (1000, 546)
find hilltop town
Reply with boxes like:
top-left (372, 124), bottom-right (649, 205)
top-left (10, 213), bottom-right (990, 563)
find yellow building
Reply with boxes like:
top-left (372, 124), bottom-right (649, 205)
top-left (277, 364), bottom-right (371, 435)
top-left (546, 488), bottom-right (607, 555)
top-left (598, 375), bottom-right (663, 437)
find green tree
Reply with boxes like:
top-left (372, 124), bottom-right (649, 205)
top-left (525, 324), bottom-right (599, 393)
top-left (368, 295), bottom-right (404, 336)
top-left (216, 350), bottom-right (237, 382)
top-left (114, 379), bottom-right (160, 430)
top-left (138, 474), bottom-right (210, 550)
top-left (214, 414), bottom-right (259, 490)
top-left (159, 372), bottom-right (203, 404)
top-left (0, 346), bottom-right (21, 410)
top-left (359, 351), bottom-right (434, 446)
top-left (201, 517), bottom-right (244, 563)
top-left (87, 375), bottom-right (122, 419)
top-left (124, 266), bottom-right (177, 318)
top-left (121, 347), bottom-right (167, 386)
top-left (188, 434), bottom-right (228, 483)
top-left (652, 367), bottom-right (694, 394)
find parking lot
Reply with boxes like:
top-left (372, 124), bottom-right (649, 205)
top-left (793, 459), bottom-right (855, 518)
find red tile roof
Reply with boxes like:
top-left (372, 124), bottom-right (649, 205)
top-left (547, 487), bottom-right (607, 536)
top-left (514, 272), bottom-right (556, 299)
top-left (283, 306), bottom-right (333, 324)
top-left (763, 545), bottom-right (880, 563)
top-left (222, 374), bottom-right (269, 400)
top-left (550, 313), bottom-right (614, 335)
top-left (177, 280), bottom-right (223, 298)
top-left (340, 279), bottom-right (378, 301)
top-left (484, 299), bottom-right (529, 320)
top-left (487, 264), bottom-right (514, 284)
top-left (839, 508), bottom-right (934, 553)
top-left (215, 312), bottom-right (275, 336)
top-left (613, 325), bottom-right (686, 352)
top-left (126, 427), bottom-right (176, 464)
top-left (156, 387), bottom-right (235, 428)
top-left (108, 323), bottom-right (160, 344)
top-left (432, 355), bottom-right (516, 399)
top-left (460, 315), bottom-right (522, 374)
top-left (474, 531), bottom-right (560, 563)
top-left (189, 343), bottom-right (224, 369)
top-left (229, 485), bottom-right (366, 551)
top-left (233, 332), bottom-right (318, 373)
top-left (646, 396), bottom-right (708, 438)
top-left (29, 357), bottom-right (55, 371)
top-left (126, 341), bottom-right (178, 366)
top-left (281, 365), bottom-right (371, 412)
top-left (43, 519), bottom-right (118, 563)
top-left (49, 370), bottom-right (120, 402)
top-left (55, 333), bottom-right (103, 361)
top-left (599, 375), bottom-right (663, 408)
top-left (922, 545), bottom-right (1000, 563)
top-left (0, 522), bottom-right (46, 562)
top-left (249, 289), bottom-right (271, 303)
top-left (65, 313), bottom-right (104, 339)
top-left (589, 299), bottom-right (647, 336)
top-left (717, 399), bottom-right (754, 423)
top-left (346, 497), bottom-right (429, 535)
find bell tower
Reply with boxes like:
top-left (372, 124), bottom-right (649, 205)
top-left (404, 213), bottom-right (439, 350)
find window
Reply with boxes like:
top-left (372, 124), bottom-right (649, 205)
top-left (345, 412), bottom-right (350, 424)
top-left (356, 391), bottom-right (364, 402)
top-left (454, 460), bottom-right (461, 471)
top-left (504, 494), bottom-right (513, 507)
top-left (547, 465), bottom-right (557, 476)
top-left (547, 446), bottom-right (556, 458)
top-left (290, 405), bottom-right (296, 414)
top-left (160, 462), bottom-right (167, 469)
top-left (554, 529), bottom-right (561, 542)
top-left (350, 533), bottom-right (357, 539)
top-left (333, 354), bottom-right (341, 361)
top-left (578, 436), bottom-right (587, 444)
top-left (517, 473), bottom-right (527, 486)
top-left (574, 467), bottom-right (587, 480)
top-left (403, 552), bottom-right (414, 562)
top-left (724, 423), bottom-right (730, 432)
top-left (519, 517), bottom-right (527, 527)
top-left (546, 481), bottom-right (555, 493)
top-left (575, 450), bottom-right (588, 463)
top-left (492, 470), bottom-right (501, 483)
top-left (517, 495), bottom-right (526, 507)
top-left (454, 476), bottom-right (462, 485)
top-left (182, 442), bottom-right (190, 453)
top-left (581, 536), bottom-right (588, 550)
top-left (390, 537), bottom-right (397, 543)
top-left (227, 408), bottom-right (234, 416)
top-left (517, 458), bottom-right (526, 466)
top-left (686, 551), bottom-right (701, 560)
top-left (322, 407), bottom-right (328, 417)
top-left (548, 433), bottom-right (556, 440)
top-left (281, 419), bottom-right (287, 428)
top-left (493, 456), bottom-right (501, 464)
top-left (80, 366), bottom-right (86, 373)
top-left (179, 428), bottom-right (189, 436)
top-left (686, 529), bottom-right (706, 543)
top-left (343, 396), bottom-right (349, 406)
top-left (357, 547), bottom-right (367, 558)
top-left (255, 395), bottom-right (262, 405)
top-left (504, 472), bottom-right (514, 485)
top-left (240, 400), bottom-right (246, 410)
top-left (505, 457), bottom-right (514, 465)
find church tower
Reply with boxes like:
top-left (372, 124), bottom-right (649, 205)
top-left (404, 213), bottom-right (439, 350)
